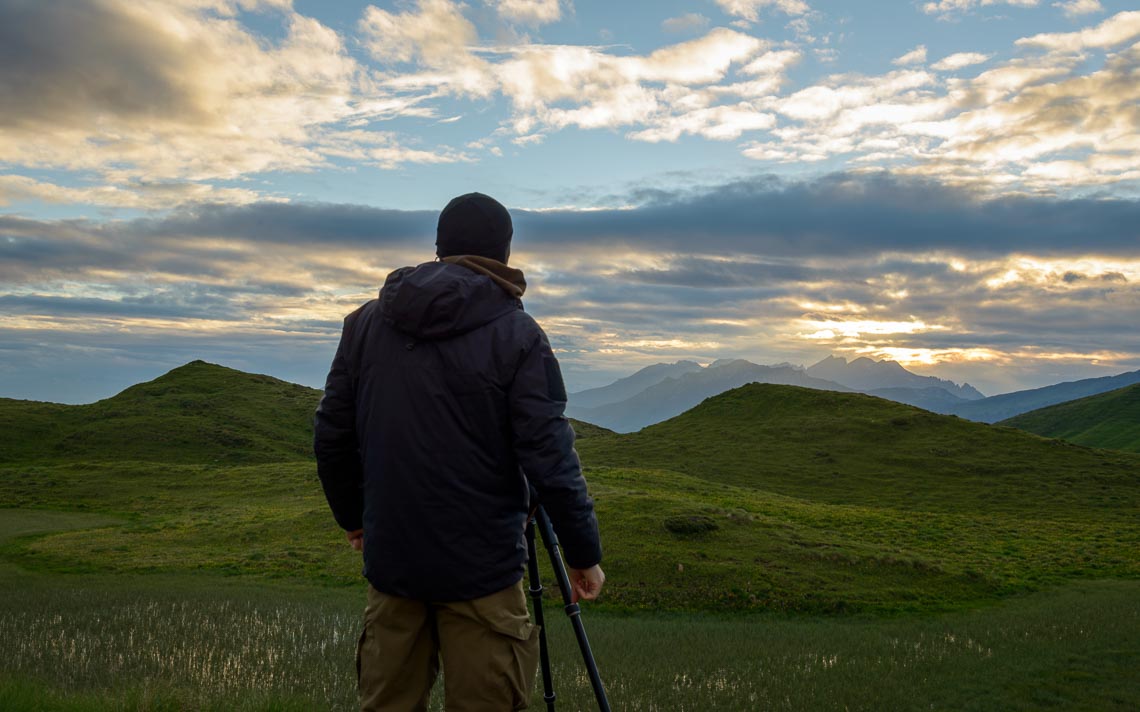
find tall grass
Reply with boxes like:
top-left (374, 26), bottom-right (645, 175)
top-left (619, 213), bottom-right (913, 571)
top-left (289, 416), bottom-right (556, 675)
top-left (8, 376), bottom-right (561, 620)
top-left (1, 583), bottom-right (359, 709)
top-left (3, 571), bottom-right (1136, 711)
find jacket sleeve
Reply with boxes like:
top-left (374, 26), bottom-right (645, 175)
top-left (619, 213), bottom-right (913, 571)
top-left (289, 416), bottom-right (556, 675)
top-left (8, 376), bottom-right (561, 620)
top-left (508, 327), bottom-right (602, 569)
top-left (314, 316), bottom-right (364, 532)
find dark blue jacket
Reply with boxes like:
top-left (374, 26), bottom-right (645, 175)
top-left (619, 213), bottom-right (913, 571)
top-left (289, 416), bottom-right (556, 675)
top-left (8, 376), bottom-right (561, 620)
top-left (314, 260), bottom-right (602, 601)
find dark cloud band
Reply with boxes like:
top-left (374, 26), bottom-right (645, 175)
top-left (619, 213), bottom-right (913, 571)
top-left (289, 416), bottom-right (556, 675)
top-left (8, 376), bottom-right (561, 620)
top-left (6, 173), bottom-right (1136, 267)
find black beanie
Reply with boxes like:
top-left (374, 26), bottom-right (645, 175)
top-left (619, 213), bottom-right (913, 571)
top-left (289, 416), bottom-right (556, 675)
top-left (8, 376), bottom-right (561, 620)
top-left (436, 193), bottom-right (513, 264)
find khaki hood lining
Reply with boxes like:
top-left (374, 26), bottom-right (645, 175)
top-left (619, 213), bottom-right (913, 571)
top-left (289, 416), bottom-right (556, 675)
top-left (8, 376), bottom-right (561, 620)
top-left (441, 255), bottom-right (527, 299)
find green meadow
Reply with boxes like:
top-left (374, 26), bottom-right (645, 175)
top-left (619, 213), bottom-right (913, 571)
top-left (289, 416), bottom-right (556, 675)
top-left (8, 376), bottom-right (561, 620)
top-left (1, 361), bottom-right (1138, 710)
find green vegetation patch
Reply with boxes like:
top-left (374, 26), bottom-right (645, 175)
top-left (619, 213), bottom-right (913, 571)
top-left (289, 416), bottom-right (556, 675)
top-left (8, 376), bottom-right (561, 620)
top-left (1002, 383), bottom-right (1140, 453)
top-left (663, 512), bottom-right (720, 537)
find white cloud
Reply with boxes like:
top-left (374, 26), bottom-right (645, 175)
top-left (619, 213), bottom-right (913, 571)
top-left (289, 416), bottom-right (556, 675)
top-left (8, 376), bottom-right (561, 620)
top-left (893, 45), bottom-right (928, 66)
top-left (740, 49), bottom-right (803, 76)
top-left (0, 0), bottom-right (471, 206)
top-left (1053, 0), bottom-right (1103, 17)
top-left (814, 48), bottom-right (839, 63)
top-left (662, 13), bottom-right (711, 33)
top-left (631, 29), bottom-right (766, 83)
top-left (489, 28), bottom-right (770, 136)
top-left (713, 0), bottom-right (810, 22)
top-left (628, 105), bottom-right (777, 142)
top-left (3, 0), bottom-right (1137, 209)
top-left (317, 130), bottom-right (472, 169)
top-left (0, 175), bottom-right (277, 209)
top-left (488, 0), bottom-right (565, 26)
top-left (931, 52), bottom-right (992, 71)
top-left (358, 0), bottom-right (494, 96)
top-left (1016, 10), bottom-right (1140, 51)
top-left (774, 70), bottom-right (934, 122)
top-left (357, 2), bottom-right (767, 130)
top-left (737, 11), bottom-right (1140, 193)
top-left (922, 0), bottom-right (1039, 18)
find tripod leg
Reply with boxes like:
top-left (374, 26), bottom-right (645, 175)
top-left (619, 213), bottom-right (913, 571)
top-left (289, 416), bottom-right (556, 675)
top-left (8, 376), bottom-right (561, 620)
top-left (535, 507), bottom-right (612, 712)
top-left (526, 518), bottom-right (557, 712)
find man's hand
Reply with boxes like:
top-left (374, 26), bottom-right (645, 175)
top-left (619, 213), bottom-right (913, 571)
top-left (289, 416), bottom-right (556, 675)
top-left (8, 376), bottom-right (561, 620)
top-left (346, 529), bottom-right (364, 551)
top-left (568, 564), bottom-right (605, 603)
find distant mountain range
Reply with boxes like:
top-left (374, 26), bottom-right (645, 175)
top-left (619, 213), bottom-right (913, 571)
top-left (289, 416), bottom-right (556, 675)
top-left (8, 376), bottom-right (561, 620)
top-left (569, 355), bottom-right (1140, 433)
top-left (945, 369), bottom-right (1140, 423)
top-left (567, 355), bottom-right (983, 432)
top-left (570, 360), bottom-right (704, 409)
top-left (567, 360), bottom-right (854, 432)
top-left (806, 356), bottom-right (985, 400)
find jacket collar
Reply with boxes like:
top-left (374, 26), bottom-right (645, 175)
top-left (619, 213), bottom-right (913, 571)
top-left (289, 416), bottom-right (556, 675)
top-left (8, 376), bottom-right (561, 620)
top-left (440, 255), bottom-right (526, 299)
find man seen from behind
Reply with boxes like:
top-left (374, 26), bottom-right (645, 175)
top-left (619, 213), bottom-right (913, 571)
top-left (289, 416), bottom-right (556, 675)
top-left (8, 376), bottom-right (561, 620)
top-left (314, 193), bottom-right (605, 711)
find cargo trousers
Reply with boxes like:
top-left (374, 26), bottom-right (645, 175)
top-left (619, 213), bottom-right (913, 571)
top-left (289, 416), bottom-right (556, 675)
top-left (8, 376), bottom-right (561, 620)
top-left (357, 578), bottom-right (541, 711)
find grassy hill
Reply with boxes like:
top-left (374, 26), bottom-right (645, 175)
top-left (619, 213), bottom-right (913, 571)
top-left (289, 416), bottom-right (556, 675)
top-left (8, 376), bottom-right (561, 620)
top-left (575, 383), bottom-right (1139, 518)
top-left (1, 365), bottom-right (1137, 616)
top-left (1000, 384), bottom-right (1140, 453)
top-left (0, 361), bottom-right (322, 465)
top-left (0, 360), bottom-right (608, 464)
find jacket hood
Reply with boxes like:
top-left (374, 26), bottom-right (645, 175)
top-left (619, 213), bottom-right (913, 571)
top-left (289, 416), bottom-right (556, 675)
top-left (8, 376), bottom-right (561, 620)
top-left (379, 260), bottom-right (523, 340)
top-left (440, 255), bottom-right (526, 299)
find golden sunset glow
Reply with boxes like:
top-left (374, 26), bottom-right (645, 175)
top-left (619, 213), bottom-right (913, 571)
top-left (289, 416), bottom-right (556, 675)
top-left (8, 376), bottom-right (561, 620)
top-left (1, 1), bottom-right (1137, 400)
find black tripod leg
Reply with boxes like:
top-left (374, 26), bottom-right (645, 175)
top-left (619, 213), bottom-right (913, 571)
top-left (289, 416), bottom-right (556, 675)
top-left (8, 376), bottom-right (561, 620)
top-left (535, 507), bottom-right (612, 712)
top-left (526, 518), bottom-right (557, 712)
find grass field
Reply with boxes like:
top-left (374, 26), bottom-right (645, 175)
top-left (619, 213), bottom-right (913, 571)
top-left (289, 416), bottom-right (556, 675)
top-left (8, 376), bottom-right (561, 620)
top-left (3, 510), bottom-right (1138, 712)
top-left (1, 363), bottom-right (1138, 709)
top-left (4, 459), bottom-right (1136, 615)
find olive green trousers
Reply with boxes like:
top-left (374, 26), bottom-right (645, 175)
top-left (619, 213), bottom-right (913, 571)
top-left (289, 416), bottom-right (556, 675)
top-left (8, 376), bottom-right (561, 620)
top-left (357, 579), bottom-right (540, 712)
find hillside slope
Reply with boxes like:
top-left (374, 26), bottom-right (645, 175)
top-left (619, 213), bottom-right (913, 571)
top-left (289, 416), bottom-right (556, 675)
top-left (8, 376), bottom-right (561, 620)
top-left (567, 360), bottom-right (852, 432)
top-left (1001, 384), bottom-right (1140, 453)
top-left (863, 386), bottom-right (970, 412)
top-left (575, 383), bottom-right (1140, 518)
top-left (947, 369), bottom-right (1140, 422)
top-left (0, 361), bottom-right (323, 464)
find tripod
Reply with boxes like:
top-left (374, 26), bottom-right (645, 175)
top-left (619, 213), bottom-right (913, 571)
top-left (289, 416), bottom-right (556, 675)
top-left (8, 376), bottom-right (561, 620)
top-left (525, 506), bottom-right (612, 712)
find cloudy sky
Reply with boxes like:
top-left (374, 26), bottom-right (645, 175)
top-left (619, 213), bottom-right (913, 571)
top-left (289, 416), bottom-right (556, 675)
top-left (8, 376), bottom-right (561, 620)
top-left (1, 0), bottom-right (1138, 403)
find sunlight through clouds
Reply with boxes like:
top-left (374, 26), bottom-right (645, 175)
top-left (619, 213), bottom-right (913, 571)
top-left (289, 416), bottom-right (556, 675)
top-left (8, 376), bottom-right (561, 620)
top-left (0, 0), bottom-right (469, 207)
top-left (2, 1), bottom-right (1139, 400)
top-left (797, 319), bottom-right (949, 339)
top-left (4, 1), bottom-right (1138, 207)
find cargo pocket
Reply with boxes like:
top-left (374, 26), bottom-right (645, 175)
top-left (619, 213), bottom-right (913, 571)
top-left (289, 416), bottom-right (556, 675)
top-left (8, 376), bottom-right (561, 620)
top-left (513, 624), bottom-right (541, 710)
top-left (355, 627), bottom-right (366, 685)
top-left (470, 582), bottom-right (540, 710)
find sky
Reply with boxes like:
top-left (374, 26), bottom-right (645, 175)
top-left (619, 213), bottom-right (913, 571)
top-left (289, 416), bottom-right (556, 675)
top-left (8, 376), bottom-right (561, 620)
top-left (1, 0), bottom-right (1138, 403)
